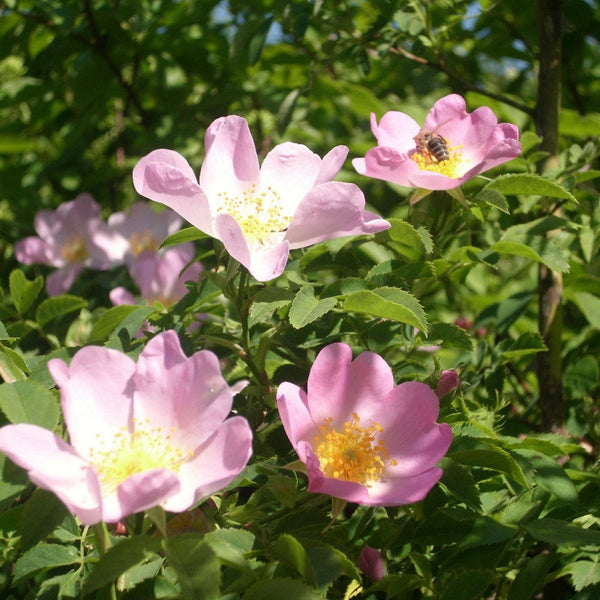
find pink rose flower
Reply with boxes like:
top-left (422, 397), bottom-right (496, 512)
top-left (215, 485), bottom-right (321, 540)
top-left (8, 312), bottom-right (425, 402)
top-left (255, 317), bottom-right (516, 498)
top-left (353, 94), bottom-right (521, 191)
top-left (14, 194), bottom-right (122, 295)
top-left (107, 201), bottom-right (183, 265)
top-left (276, 343), bottom-right (452, 506)
top-left (132, 115), bottom-right (390, 281)
top-left (111, 243), bottom-right (203, 308)
top-left (0, 331), bottom-right (253, 525)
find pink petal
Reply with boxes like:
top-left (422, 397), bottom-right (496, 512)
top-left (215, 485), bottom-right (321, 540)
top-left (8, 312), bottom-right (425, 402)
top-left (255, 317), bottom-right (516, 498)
top-left (315, 145), bottom-right (348, 185)
top-left (163, 416), bottom-right (253, 512)
top-left (352, 147), bottom-right (416, 186)
top-left (260, 142), bottom-right (323, 205)
top-left (362, 467), bottom-right (444, 505)
top-left (46, 266), bottom-right (83, 296)
top-left (102, 468), bottom-right (181, 523)
top-left (285, 182), bottom-right (390, 249)
top-left (0, 424), bottom-right (103, 525)
top-left (110, 286), bottom-right (137, 306)
top-left (48, 348), bottom-right (137, 461)
top-left (382, 382), bottom-right (453, 476)
top-left (132, 149), bottom-right (214, 236)
top-left (14, 237), bottom-right (51, 265)
top-left (276, 383), bottom-right (319, 458)
top-left (305, 343), bottom-right (395, 427)
top-left (200, 115), bottom-right (260, 199)
top-left (372, 111), bottom-right (420, 153)
top-left (214, 213), bottom-right (290, 281)
top-left (302, 443), bottom-right (444, 506)
top-left (423, 94), bottom-right (468, 131)
top-left (132, 331), bottom-right (236, 448)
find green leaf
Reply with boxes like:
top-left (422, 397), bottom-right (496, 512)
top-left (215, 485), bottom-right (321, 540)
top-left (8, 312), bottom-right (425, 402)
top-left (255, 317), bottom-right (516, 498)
top-left (508, 553), bottom-right (557, 600)
top-left (289, 286), bottom-right (337, 329)
top-left (343, 287), bottom-right (427, 332)
top-left (439, 569), bottom-right (495, 600)
top-left (0, 344), bottom-right (29, 382)
top-left (386, 218), bottom-right (427, 260)
top-left (484, 173), bottom-right (577, 203)
top-left (13, 543), bottom-right (80, 583)
top-left (273, 535), bottom-right (317, 586)
top-left (474, 188), bottom-right (510, 214)
top-left (160, 226), bottom-right (207, 249)
top-left (449, 446), bottom-right (529, 488)
top-left (515, 449), bottom-right (578, 505)
top-left (163, 533), bottom-right (220, 600)
top-left (489, 239), bottom-right (570, 272)
top-left (9, 269), bottom-right (44, 315)
top-left (249, 287), bottom-right (294, 326)
top-left (36, 295), bottom-right (87, 328)
top-left (0, 380), bottom-right (59, 428)
top-left (20, 489), bottom-right (69, 550)
top-left (89, 305), bottom-right (159, 342)
top-left (427, 322), bottom-right (473, 350)
top-left (524, 518), bottom-right (600, 547)
top-left (567, 291), bottom-right (600, 329)
top-left (204, 528), bottom-right (255, 571)
top-left (457, 517), bottom-right (518, 550)
top-left (440, 459), bottom-right (481, 510)
top-left (82, 536), bottom-right (162, 594)
top-left (564, 558), bottom-right (600, 591)
top-left (243, 577), bottom-right (324, 600)
top-left (564, 355), bottom-right (599, 398)
top-left (500, 331), bottom-right (547, 361)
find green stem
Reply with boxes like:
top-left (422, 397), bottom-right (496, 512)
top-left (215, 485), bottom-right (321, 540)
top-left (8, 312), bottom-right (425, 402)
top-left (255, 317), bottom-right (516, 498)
top-left (535, 0), bottom-right (565, 434)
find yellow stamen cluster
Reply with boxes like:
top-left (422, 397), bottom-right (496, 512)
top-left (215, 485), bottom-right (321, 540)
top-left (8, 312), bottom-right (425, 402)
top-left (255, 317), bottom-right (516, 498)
top-left (411, 143), bottom-right (467, 178)
top-left (217, 183), bottom-right (291, 243)
top-left (61, 235), bottom-right (88, 263)
top-left (315, 413), bottom-right (397, 486)
top-left (88, 417), bottom-right (192, 493)
top-left (130, 230), bottom-right (160, 255)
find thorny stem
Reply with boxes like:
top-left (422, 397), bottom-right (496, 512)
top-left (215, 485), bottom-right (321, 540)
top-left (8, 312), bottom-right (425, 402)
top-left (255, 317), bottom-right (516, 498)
top-left (535, 0), bottom-right (565, 435)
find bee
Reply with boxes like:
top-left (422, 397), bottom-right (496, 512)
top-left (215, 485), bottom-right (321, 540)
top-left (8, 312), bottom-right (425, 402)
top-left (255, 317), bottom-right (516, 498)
top-left (413, 126), bottom-right (450, 163)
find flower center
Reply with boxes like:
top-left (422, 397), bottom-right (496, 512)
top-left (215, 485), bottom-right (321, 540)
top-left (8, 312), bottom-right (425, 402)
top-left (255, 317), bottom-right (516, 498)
top-left (411, 139), bottom-right (467, 178)
top-left (315, 413), bottom-right (397, 486)
top-left (217, 184), bottom-right (291, 243)
top-left (61, 236), bottom-right (88, 263)
top-left (130, 231), bottom-right (160, 255)
top-left (88, 418), bottom-right (192, 493)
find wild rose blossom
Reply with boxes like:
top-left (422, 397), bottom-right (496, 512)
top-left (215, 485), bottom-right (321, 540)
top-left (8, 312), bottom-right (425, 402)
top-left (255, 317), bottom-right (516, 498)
top-left (352, 94), bottom-right (521, 191)
top-left (14, 194), bottom-right (121, 295)
top-left (110, 243), bottom-right (202, 308)
top-left (276, 343), bottom-right (452, 506)
top-left (0, 331), bottom-right (252, 525)
top-left (132, 115), bottom-right (390, 281)
top-left (107, 201), bottom-right (183, 266)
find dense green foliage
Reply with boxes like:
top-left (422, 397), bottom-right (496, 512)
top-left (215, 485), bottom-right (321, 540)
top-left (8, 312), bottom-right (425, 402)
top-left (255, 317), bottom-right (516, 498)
top-left (1, 0), bottom-right (600, 598)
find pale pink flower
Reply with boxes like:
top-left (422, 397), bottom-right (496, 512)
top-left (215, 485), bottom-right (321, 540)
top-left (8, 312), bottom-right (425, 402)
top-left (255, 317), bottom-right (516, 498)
top-left (111, 243), bottom-right (202, 308)
top-left (110, 244), bottom-right (204, 335)
top-left (276, 343), bottom-right (452, 506)
top-left (14, 194), bottom-right (122, 295)
top-left (0, 331), bottom-right (253, 525)
top-left (132, 115), bottom-right (390, 281)
top-left (107, 202), bottom-right (183, 265)
top-left (353, 94), bottom-right (521, 191)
